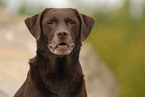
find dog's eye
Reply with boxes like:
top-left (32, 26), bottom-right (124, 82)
top-left (69, 19), bottom-right (75, 24)
top-left (66, 18), bottom-right (75, 24)
top-left (47, 17), bottom-right (57, 25)
top-left (47, 21), bottom-right (53, 24)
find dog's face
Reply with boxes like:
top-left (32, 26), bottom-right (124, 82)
top-left (25, 8), bottom-right (95, 56)
top-left (41, 9), bottom-right (80, 55)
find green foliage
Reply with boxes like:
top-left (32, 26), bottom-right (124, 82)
top-left (0, 0), bottom-right (1, 5)
top-left (88, 1), bottom-right (145, 97)
top-left (18, 2), bottom-right (44, 15)
top-left (0, 0), bottom-right (6, 7)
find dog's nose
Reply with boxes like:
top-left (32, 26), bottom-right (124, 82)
top-left (57, 31), bottom-right (68, 38)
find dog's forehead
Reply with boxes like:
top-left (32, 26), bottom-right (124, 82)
top-left (43, 8), bottom-right (77, 19)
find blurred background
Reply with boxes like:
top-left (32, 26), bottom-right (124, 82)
top-left (0, 0), bottom-right (145, 97)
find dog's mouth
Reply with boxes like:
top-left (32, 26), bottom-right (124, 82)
top-left (48, 42), bottom-right (74, 56)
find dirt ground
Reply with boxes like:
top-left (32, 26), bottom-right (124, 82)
top-left (0, 8), bottom-right (119, 97)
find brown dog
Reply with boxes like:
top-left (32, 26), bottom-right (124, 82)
top-left (14, 8), bottom-right (95, 97)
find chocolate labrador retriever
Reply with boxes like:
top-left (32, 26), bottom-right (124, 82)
top-left (14, 8), bottom-right (95, 97)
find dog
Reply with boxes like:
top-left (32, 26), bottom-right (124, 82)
top-left (14, 8), bottom-right (95, 97)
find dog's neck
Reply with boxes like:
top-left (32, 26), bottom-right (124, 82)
top-left (28, 42), bottom-right (83, 95)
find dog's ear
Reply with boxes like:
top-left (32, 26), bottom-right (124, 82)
top-left (70, 8), bottom-right (95, 41)
top-left (80, 13), bottom-right (96, 41)
top-left (25, 8), bottom-right (49, 41)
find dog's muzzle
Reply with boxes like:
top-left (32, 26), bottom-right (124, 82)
top-left (48, 30), bottom-right (75, 56)
top-left (48, 41), bottom-right (74, 56)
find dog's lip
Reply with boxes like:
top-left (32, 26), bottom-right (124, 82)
top-left (49, 42), bottom-right (74, 52)
top-left (48, 41), bottom-right (74, 56)
top-left (57, 42), bottom-right (68, 48)
top-left (55, 42), bottom-right (74, 50)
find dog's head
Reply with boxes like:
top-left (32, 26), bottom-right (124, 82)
top-left (25, 8), bottom-right (95, 56)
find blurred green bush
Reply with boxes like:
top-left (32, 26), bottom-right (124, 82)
top-left (88, 1), bottom-right (145, 97)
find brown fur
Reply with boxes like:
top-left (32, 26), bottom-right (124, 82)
top-left (14, 8), bottom-right (95, 97)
